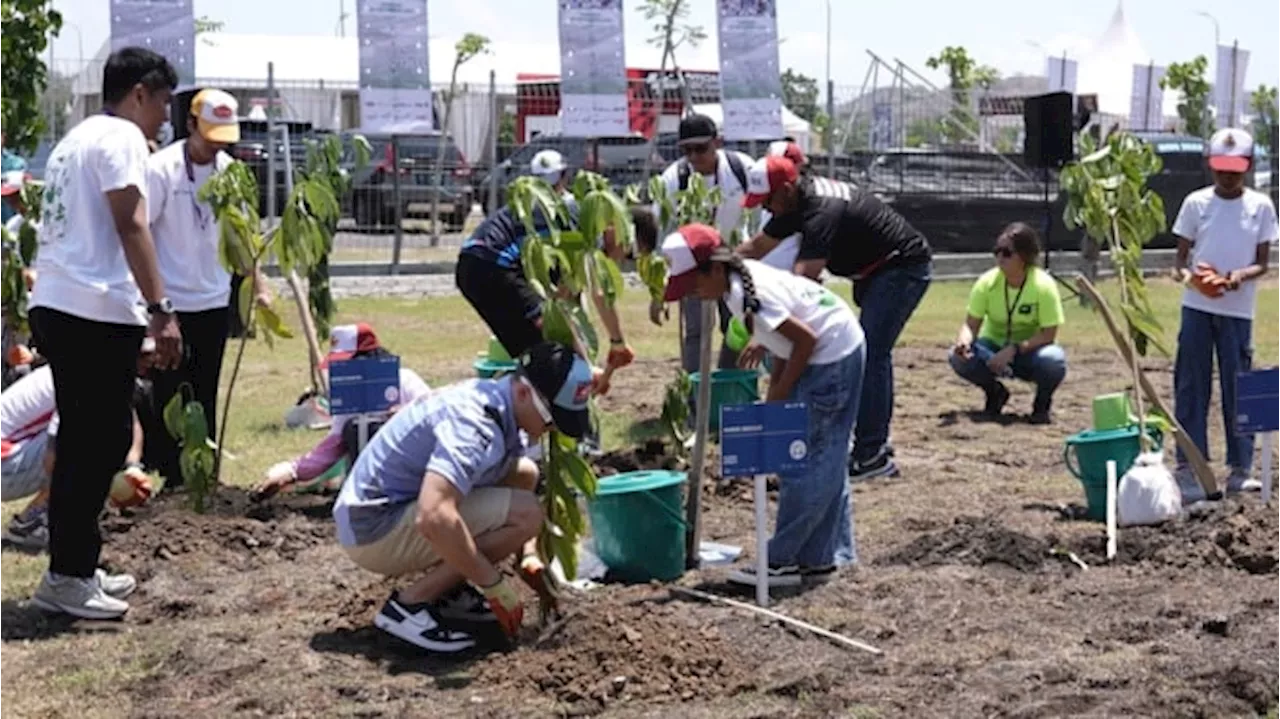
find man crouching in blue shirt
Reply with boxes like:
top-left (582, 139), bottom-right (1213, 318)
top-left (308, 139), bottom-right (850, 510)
top-left (333, 341), bottom-right (593, 653)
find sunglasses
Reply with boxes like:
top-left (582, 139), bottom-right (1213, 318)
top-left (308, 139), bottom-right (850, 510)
top-left (993, 247), bottom-right (1014, 259)
top-left (681, 142), bottom-right (713, 156)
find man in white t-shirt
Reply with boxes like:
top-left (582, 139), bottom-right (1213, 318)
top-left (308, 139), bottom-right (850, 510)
top-left (1170, 128), bottom-right (1278, 503)
top-left (27, 47), bottom-right (181, 620)
top-left (146, 88), bottom-right (266, 488)
top-left (652, 114), bottom-right (755, 375)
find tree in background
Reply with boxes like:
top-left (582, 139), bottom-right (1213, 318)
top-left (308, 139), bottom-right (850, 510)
top-left (1160, 56), bottom-right (1213, 139)
top-left (639, 0), bottom-right (705, 176)
top-left (781, 68), bottom-right (820, 121)
top-left (430, 32), bottom-right (490, 246)
top-left (1, 0), bottom-right (63, 154)
top-left (925, 46), bottom-right (998, 145)
top-left (1249, 85), bottom-right (1277, 161)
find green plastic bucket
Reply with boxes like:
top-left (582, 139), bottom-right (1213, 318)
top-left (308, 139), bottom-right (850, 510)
top-left (690, 369), bottom-right (760, 431)
top-left (586, 470), bottom-right (687, 582)
top-left (474, 358), bottom-right (518, 379)
top-left (1091, 392), bottom-right (1131, 431)
top-left (1063, 425), bottom-right (1162, 521)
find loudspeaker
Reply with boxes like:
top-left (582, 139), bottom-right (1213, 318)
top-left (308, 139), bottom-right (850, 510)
top-left (1023, 92), bottom-right (1074, 169)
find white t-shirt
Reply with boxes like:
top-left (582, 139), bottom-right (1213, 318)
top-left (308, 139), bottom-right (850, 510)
top-left (725, 259), bottom-right (864, 365)
top-left (656, 150), bottom-right (755, 241)
top-left (1173, 186), bottom-right (1279, 320)
top-left (758, 207), bottom-right (801, 271)
top-left (30, 114), bottom-right (151, 326)
top-left (1, 365), bottom-right (57, 460)
top-left (148, 141), bottom-right (234, 312)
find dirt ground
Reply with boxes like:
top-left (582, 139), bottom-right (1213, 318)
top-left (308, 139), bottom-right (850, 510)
top-left (2, 347), bottom-right (1277, 718)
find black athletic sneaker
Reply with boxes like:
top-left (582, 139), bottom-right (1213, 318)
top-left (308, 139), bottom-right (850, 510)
top-left (373, 592), bottom-right (476, 653)
top-left (800, 565), bottom-right (838, 584)
top-left (3, 508), bottom-right (48, 551)
top-left (849, 449), bottom-right (900, 481)
top-left (435, 584), bottom-right (496, 624)
top-left (983, 382), bottom-right (1010, 417)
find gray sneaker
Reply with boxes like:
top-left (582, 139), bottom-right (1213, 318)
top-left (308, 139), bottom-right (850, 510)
top-left (1175, 466), bottom-right (1208, 506)
top-left (1225, 468), bottom-right (1262, 494)
top-left (2, 508), bottom-right (48, 550)
top-left (32, 572), bottom-right (130, 619)
top-left (95, 569), bottom-right (137, 599)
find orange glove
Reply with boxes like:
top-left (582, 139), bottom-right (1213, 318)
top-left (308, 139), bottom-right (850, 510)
top-left (518, 554), bottom-right (560, 619)
top-left (109, 466), bottom-right (155, 508)
top-left (606, 343), bottom-right (634, 370)
top-left (481, 576), bottom-right (523, 638)
top-left (6, 344), bottom-right (34, 367)
top-left (591, 366), bottom-right (612, 397)
top-left (1190, 262), bottom-right (1227, 298)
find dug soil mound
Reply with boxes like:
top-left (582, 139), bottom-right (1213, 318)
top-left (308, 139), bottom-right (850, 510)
top-left (101, 487), bottom-right (334, 574)
top-left (1070, 498), bottom-right (1278, 574)
top-left (482, 593), bottom-right (753, 715)
top-left (875, 516), bottom-right (1052, 572)
top-left (594, 438), bottom-right (684, 475)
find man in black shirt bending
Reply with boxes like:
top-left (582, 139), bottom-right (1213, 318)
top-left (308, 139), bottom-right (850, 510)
top-left (738, 156), bottom-right (933, 480)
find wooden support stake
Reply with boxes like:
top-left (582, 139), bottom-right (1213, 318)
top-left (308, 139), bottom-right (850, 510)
top-left (671, 586), bottom-right (883, 655)
top-left (285, 269), bottom-right (328, 396)
top-left (1074, 277), bottom-right (1218, 495)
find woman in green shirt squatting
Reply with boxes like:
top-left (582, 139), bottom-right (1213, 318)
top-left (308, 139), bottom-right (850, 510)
top-left (950, 222), bottom-right (1067, 423)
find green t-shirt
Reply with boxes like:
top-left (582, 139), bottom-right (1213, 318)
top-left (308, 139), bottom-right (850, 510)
top-left (966, 266), bottom-right (1064, 345)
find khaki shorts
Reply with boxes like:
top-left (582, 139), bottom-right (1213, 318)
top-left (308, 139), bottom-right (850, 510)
top-left (342, 486), bottom-right (513, 577)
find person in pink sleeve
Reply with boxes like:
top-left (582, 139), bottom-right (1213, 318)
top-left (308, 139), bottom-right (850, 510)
top-left (254, 323), bottom-right (431, 498)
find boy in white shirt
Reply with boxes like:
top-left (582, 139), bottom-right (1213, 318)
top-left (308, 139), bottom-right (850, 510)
top-left (28, 47), bottom-right (180, 619)
top-left (146, 88), bottom-right (268, 488)
top-left (1170, 128), bottom-right (1277, 502)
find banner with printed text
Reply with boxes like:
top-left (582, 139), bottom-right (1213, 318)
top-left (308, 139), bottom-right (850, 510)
top-left (357, 0), bottom-right (432, 133)
top-left (110, 0), bottom-right (195, 88)
top-left (716, 0), bottom-right (784, 141)
top-left (1128, 64), bottom-right (1166, 132)
top-left (1213, 44), bottom-right (1251, 128)
top-left (557, 0), bottom-right (628, 136)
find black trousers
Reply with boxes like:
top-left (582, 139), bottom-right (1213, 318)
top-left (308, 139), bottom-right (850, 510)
top-left (147, 306), bottom-right (228, 486)
top-left (455, 253), bottom-right (545, 359)
top-left (30, 307), bottom-right (144, 578)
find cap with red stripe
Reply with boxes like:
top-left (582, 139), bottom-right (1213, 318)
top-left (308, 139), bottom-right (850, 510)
top-left (321, 322), bottom-right (380, 367)
top-left (767, 140), bottom-right (807, 167)
top-left (741, 155), bottom-right (799, 208)
top-left (1207, 128), bottom-right (1254, 173)
top-left (659, 223), bottom-right (723, 302)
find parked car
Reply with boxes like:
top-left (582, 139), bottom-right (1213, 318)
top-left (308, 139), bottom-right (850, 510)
top-left (343, 132), bottom-right (473, 231)
top-left (229, 119), bottom-right (317, 216)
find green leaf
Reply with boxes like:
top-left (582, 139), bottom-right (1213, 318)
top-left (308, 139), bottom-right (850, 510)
top-left (1119, 303), bottom-right (1170, 358)
top-left (540, 301), bottom-right (575, 348)
top-left (163, 390), bottom-right (187, 441)
top-left (237, 273), bottom-right (256, 328)
top-left (568, 301), bottom-right (599, 362)
top-left (181, 402), bottom-right (209, 448)
top-left (593, 251), bottom-right (625, 306)
top-left (258, 304), bottom-right (294, 338)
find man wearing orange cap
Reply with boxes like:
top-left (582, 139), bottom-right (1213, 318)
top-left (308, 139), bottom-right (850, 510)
top-left (145, 88), bottom-right (269, 488)
top-left (1169, 128), bottom-right (1277, 503)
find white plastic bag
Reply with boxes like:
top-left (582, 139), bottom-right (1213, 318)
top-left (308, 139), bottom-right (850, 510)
top-left (1117, 451), bottom-right (1182, 526)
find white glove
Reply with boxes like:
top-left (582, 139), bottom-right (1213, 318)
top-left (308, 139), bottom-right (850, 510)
top-left (265, 461), bottom-right (296, 485)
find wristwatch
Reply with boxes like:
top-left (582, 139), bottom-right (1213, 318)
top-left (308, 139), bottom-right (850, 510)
top-left (147, 297), bottom-right (174, 315)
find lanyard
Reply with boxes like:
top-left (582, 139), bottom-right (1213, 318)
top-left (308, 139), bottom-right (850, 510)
top-left (183, 142), bottom-right (210, 231)
top-left (1003, 272), bottom-right (1028, 346)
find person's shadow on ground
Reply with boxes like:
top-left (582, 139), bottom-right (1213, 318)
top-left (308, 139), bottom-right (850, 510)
top-left (309, 625), bottom-right (508, 684)
top-left (1, 599), bottom-right (129, 642)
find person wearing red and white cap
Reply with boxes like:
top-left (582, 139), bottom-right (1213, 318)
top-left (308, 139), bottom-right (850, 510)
top-left (254, 323), bottom-right (432, 499)
top-left (661, 223), bottom-right (866, 587)
top-left (736, 155), bottom-right (932, 482)
top-left (754, 141), bottom-right (808, 272)
top-left (1169, 128), bottom-right (1277, 503)
top-left (145, 88), bottom-right (270, 489)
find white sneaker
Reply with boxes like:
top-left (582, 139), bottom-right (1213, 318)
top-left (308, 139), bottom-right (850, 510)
top-left (95, 569), bottom-right (138, 599)
top-left (32, 572), bottom-right (129, 619)
top-left (1225, 468), bottom-right (1262, 494)
top-left (373, 592), bottom-right (476, 653)
top-left (1174, 466), bottom-right (1207, 506)
top-left (726, 564), bottom-right (803, 588)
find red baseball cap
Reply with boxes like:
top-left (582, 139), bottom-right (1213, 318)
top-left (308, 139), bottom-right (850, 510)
top-left (768, 140), bottom-right (807, 167)
top-left (1206, 128), bottom-right (1253, 173)
top-left (741, 155), bottom-right (799, 208)
top-left (320, 322), bottom-right (380, 367)
top-left (659, 223), bottom-right (723, 302)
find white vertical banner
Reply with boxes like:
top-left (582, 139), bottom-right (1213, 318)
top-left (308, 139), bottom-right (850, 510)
top-left (1214, 44), bottom-right (1250, 128)
top-left (1045, 56), bottom-right (1078, 94)
top-left (557, 0), bottom-right (628, 137)
top-left (357, 0), bottom-right (432, 133)
top-left (871, 103), bottom-right (894, 150)
top-left (716, 0), bottom-right (784, 141)
top-left (110, 0), bottom-right (195, 88)
top-left (1128, 63), bottom-right (1166, 132)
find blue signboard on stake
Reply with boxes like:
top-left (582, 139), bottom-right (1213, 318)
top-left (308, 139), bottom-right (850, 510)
top-left (720, 401), bottom-right (809, 478)
top-left (328, 354), bottom-right (401, 415)
top-left (1236, 367), bottom-right (1279, 435)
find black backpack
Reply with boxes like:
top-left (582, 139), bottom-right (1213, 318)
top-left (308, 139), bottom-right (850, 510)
top-left (676, 151), bottom-right (749, 194)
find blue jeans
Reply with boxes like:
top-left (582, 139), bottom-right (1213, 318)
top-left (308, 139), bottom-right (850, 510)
top-left (948, 338), bottom-right (1068, 412)
top-left (850, 261), bottom-right (931, 463)
top-left (1174, 306), bottom-right (1254, 472)
top-left (769, 347), bottom-right (866, 568)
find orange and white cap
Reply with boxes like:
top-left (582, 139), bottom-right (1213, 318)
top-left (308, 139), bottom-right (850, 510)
top-left (1207, 128), bottom-right (1253, 173)
top-left (190, 89), bottom-right (241, 144)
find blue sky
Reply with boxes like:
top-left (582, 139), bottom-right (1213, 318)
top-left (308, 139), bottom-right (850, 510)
top-left (50, 0), bottom-right (1278, 94)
